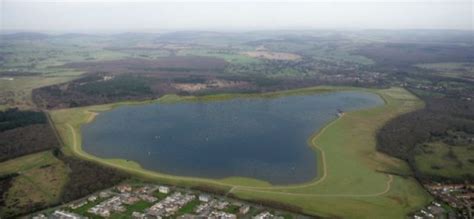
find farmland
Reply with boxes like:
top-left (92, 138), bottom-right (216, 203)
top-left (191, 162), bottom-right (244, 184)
top-left (242, 51), bottom-right (301, 61)
top-left (0, 30), bottom-right (473, 218)
top-left (415, 141), bottom-right (474, 179)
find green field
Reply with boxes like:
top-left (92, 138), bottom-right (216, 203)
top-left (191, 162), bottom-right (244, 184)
top-left (0, 151), bottom-right (68, 217)
top-left (0, 74), bottom-right (82, 109)
top-left (416, 62), bottom-right (474, 80)
top-left (49, 86), bottom-right (432, 218)
top-left (415, 141), bottom-right (474, 179)
top-left (177, 48), bottom-right (261, 64)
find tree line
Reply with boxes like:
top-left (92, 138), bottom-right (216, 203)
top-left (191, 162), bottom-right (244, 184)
top-left (376, 95), bottom-right (474, 181)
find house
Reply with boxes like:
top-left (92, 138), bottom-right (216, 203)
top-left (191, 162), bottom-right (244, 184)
top-left (51, 210), bottom-right (83, 219)
top-left (253, 211), bottom-right (279, 219)
top-left (88, 195), bottom-right (98, 202)
top-left (32, 214), bottom-right (47, 219)
top-left (123, 195), bottom-right (140, 205)
top-left (116, 184), bottom-right (132, 193)
top-left (98, 209), bottom-right (110, 217)
top-left (239, 205), bottom-right (250, 214)
top-left (131, 212), bottom-right (148, 219)
top-left (199, 194), bottom-right (210, 202)
top-left (210, 211), bottom-right (237, 219)
top-left (69, 200), bottom-right (87, 209)
top-left (135, 185), bottom-right (158, 194)
top-left (159, 186), bottom-right (170, 194)
top-left (215, 201), bottom-right (229, 210)
top-left (99, 191), bottom-right (112, 198)
top-left (139, 194), bottom-right (158, 202)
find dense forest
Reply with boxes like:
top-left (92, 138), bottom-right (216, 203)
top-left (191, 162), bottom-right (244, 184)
top-left (54, 150), bottom-right (129, 202)
top-left (0, 174), bottom-right (18, 208)
top-left (0, 124), bottom-right (60, 162)
top-left (0, 108), bottom-right (129, 218)
top-left (0, 109), bottom-right (59, 161)
top-left (0, 108), bottom-right (47, 132)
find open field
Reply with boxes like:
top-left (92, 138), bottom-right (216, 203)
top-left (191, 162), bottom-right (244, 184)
top-left (416, 62), bottom-right (474, 81)
top-left (49, 86), bottom-right (431, 218)
top-left (415, 141), bottom-right (474, 179)
top-left (0, 151), bottom-right (68, 217)
top-left (356, 43), bottom-right (474, 66)
top-left (242, 51), bottom-right (301, 61)
top-left (177, 49), bottom-right (261, 64)
top-left (0, 151), bottom-right (57, 175)
top-left (0, 74), bottom-right (82, 109)
top-left (64, 56), bottom-right (228, 74)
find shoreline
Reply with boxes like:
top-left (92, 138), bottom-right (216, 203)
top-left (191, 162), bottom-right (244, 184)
top-left (55, 86), bottom-right (374, 187)
top-left (49, 86), bottom-right (430, 218)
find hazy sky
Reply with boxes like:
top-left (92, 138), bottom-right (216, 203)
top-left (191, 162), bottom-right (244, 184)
top-left (1, 0), bottom-right (472, 32)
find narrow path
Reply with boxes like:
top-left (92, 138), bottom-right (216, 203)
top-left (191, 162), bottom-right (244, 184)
top-left (232, 175), bottom-right (394, 198)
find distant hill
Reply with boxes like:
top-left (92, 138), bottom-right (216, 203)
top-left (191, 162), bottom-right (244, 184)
top-left (0, 32), bottom-right (50, 40)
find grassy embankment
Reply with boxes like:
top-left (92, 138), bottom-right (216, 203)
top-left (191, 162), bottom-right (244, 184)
top-left (49, 86), bottom-right (432, 218)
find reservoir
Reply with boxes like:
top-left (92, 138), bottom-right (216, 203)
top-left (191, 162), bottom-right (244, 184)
top-left (82, 91), bottom-right (383, 184)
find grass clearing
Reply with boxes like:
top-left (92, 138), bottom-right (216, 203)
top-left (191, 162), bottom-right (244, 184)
top-left (49, 86), bottom-right (431, 218)
top-left (177, 49), bottom-right (261, 64)
top-left (0, 74), bottom-right (82, 109)
top-left (416, 62), bottom-right (474, 80)
top-left (242, 51), bottom-right (301, 61)
top-left (0, 151), bottom-right (68, 217)
top-left (0, 151), bottom-right (57, 175)
top-left (415, 142), bottom-right (474, 179)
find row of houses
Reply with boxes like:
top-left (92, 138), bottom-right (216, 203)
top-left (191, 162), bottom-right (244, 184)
top-left (32, 183), bottom-right (301, 219)
top-left (418, 183), bottom-right (474, 218)
top-left (146, 192), bottom-right (195, 217)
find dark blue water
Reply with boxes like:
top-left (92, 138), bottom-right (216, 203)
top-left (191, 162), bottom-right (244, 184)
top-left (82, 91), bottom-right (383, 184)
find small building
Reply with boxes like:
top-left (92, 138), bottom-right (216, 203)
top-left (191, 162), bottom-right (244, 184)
top-left (210, 211), bottom-right (237, 219)
top-left (98, 209), bottom-right (111, 217)
top-left (88, 195), bottom-right (98, 202)
top-left (32, 214), bottom-right (47, 219)
top-left (51, 210), bottom-right (83, 219)
top-left (99, 191), bottom-right (112, 198)
top-left (215, 201), bottom-right (229, 210)
top-left (159, 186), bottom-right (170, 194)
top-left (239, 205), bottom-right (250, 214)
top-left (199, 194), bottom-right (210, 202)
top-left (123, 195), bottom-right (140, 205)
top-left (139, 194), bottom-right (158, 202)
top-left (132, 211), bottom-right (152, 219)
top-left (253, 211), bottom-right (275, 219)
top-left (116, 184), bottom-right (132, 193)
top-left (69, 200), bottom-right (87, 209)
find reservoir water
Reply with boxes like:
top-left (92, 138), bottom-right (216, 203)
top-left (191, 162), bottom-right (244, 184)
top-left (82, 91), bottom-right (383, 184)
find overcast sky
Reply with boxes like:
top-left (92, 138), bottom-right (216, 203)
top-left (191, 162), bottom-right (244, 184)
top-left (1, 0), bottom-right (472, 32)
